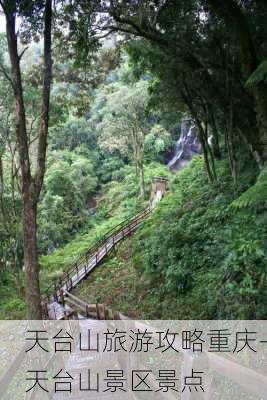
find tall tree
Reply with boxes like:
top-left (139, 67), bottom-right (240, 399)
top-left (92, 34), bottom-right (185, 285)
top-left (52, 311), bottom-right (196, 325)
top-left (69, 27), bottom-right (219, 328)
top-left (97, 81), bottom-right (149, 198)
top-left (206, 0), bottom-right (267, 166)
top-left (0, 0), bottom-right (52, 319)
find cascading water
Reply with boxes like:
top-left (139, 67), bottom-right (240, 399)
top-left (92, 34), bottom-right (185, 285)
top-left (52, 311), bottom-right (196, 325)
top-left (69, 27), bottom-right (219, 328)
top-left (167, 118), bottom-right (201, 170)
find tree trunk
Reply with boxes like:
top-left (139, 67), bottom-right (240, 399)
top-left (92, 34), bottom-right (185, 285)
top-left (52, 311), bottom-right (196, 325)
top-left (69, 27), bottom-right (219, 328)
top-left (0, 155), bottom-right (5, 220)
top-left (225, 49), bottom-right (238, 186)
top-left (209, 108), bottom-right (221, 159)
top-left (226, 98), bottom-right (237, 188)
top-left (138, 158), bottom-right (145, 199)
top-left (207, 0), bottom-right (267, 165)
top-left (254, 87), bottom-right (267, 164)
top-left (138, 132), bottom-right (145, 199)
top-left (3, 3), bottom-right (42, 319)
top-left (197, 120), bottom-right (215, 183)
top-left (35, 0), bottom-right (52, 197)
top-left (3, 0), bottom-right (53, 319)
top-left (23, 198), bottom-right (42, 318)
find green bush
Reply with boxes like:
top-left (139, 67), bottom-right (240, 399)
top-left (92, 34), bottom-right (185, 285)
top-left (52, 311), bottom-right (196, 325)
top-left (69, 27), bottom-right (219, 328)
top-left (131, 157), bottom-right (267, 319)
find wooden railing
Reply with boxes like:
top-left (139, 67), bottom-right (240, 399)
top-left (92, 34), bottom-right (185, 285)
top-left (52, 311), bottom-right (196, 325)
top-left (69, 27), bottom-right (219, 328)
top-left (62, 290), bottom-right (128, 320)
top-left (42, 206), bottom-right (151, 317)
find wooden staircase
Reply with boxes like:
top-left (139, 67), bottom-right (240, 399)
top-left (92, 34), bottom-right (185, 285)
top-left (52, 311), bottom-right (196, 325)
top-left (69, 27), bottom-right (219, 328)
top-left (43, 177), bottom-right (169, 320)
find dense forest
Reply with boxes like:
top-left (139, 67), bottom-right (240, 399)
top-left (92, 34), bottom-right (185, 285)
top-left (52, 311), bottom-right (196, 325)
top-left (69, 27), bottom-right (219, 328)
top-left (0, 0), bottom-right (266, 320)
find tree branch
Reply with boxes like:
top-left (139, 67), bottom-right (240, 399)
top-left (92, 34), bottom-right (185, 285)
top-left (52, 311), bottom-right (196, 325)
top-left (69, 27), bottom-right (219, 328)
top-left (0, 62), bottom-right (13, 87)
top-left (18, 46), bottom-right (29, 61)
top-left (206, 0), bottom-right (258, 75)
top-left (110, 9), bottom-right (167, 46)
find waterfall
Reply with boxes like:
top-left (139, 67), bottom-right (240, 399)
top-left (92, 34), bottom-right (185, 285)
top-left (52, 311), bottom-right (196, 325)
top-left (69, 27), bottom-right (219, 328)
top-left (167, 118), bottom-right (201, 170)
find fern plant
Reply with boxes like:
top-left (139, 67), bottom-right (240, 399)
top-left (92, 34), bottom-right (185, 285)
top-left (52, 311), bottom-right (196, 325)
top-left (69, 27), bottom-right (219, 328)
top-left (246, 60), bottom-right (267, 88)
top-left (231, 167), bottom-right (267, 209)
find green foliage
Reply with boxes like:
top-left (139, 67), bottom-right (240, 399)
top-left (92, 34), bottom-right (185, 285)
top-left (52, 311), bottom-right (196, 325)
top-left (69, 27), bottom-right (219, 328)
top-left (0, 271), bottom-right (26, 319)
top-left (50, 116), bottom-right (96, 151)
top-left (97, 155), bottom-right (127, 183)
top-left (246, 60), bottom-right (267, 88)
top-left (72, 156), bottom-right (266, 320)
top-left (97, 80), bottom-right (150, 154)
top-left (128, 157), bottom-right (267, 319)
top-left (218, 234), bottom-right (266, 318)
top-left (231, 167), bottom-right (267, 209)
top-left (144, 124), bottom-right (172, 162)
top-left (38, 150), bottom-right (98, 252)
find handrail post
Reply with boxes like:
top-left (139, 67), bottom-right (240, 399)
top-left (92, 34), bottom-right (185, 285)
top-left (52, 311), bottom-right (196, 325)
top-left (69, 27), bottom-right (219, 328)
top-left (42, 301), bottom-right (49, 319)
top-left (54, 284), bottom-right (58, 302)
top-left (104, 305), bottom-right (109, 320)
top-left (46, 302), bottom-right (49, 319)
top-left (53, 303), bottom-right (56, 319)
top-left (64, 272), bottom-right (69, 291)
top-left (67, 271), bottom-right (72, 290)
top-left (60, 289), bottom-right (65, 307)
top-left (96, 303), bottom-right (100, 320)
top-left (65, 272), bottom-right (68, 291)
top-left (103, 304), bottom-right (106, 320)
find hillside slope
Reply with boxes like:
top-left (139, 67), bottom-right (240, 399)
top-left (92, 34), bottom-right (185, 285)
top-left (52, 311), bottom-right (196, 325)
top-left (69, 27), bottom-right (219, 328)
top-left (74, 157), bottom-right (267, 319)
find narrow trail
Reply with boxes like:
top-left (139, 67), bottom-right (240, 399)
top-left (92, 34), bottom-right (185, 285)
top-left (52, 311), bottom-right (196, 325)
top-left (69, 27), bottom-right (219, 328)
top-left (42, 177), bottom-right (169, 320)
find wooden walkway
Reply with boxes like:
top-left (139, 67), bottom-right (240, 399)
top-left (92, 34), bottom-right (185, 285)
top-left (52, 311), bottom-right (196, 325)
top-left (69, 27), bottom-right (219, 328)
top-left (43, 177), bottom-right (169, 320)
top-left (44, 207), bottom-right (151, 319)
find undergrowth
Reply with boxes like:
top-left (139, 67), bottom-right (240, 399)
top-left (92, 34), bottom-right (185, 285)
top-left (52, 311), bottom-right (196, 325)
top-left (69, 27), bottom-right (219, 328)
top-left (75, 156), bottom-right (267, 319)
